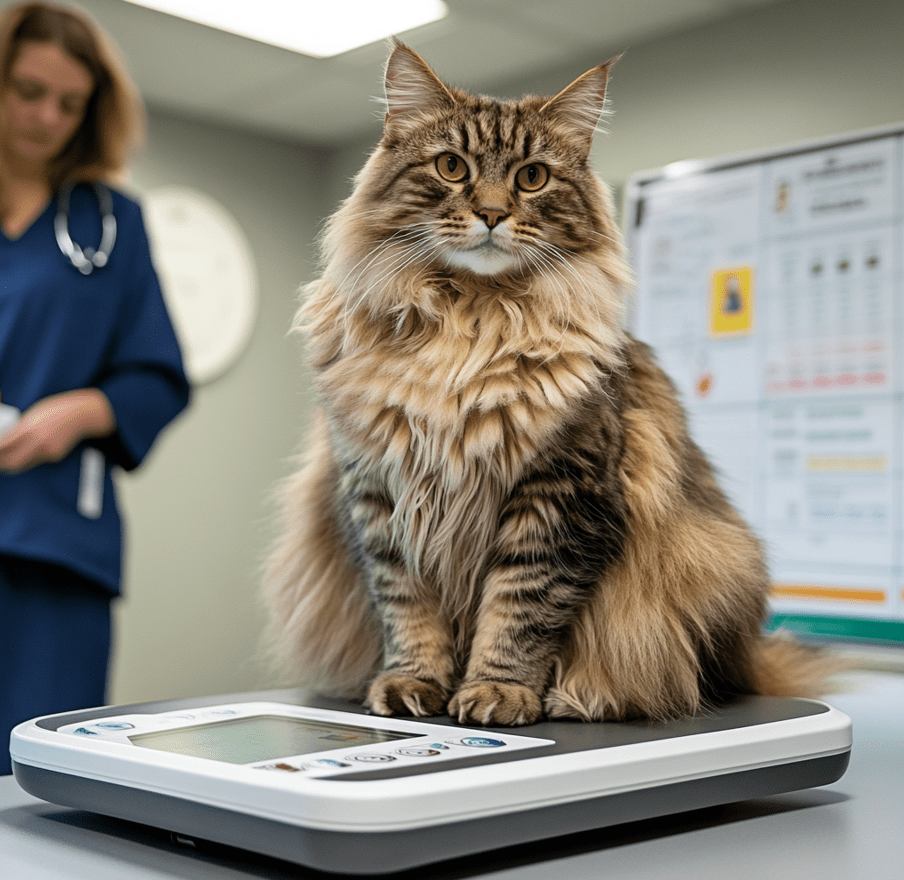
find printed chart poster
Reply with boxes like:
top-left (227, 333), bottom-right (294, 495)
top-left (632, 164), bottom-right (764, 409)
top-left (628, 129), bottom-right (904, 643)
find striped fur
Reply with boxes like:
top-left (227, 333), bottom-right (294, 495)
top-left (264, 43), bottom-right (835, 725)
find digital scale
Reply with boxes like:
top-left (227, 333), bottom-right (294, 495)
top-left (10, 689), bottom-right (851, 874)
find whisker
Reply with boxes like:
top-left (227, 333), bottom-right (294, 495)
top-left (346, 236), bottom-right (441, 318)
top-left (519, 238), bottom-right (614, 360)
top-left (516, 245), bottom-right (575, 359)
top-left (339, 225), bottom-right (435, 302)
top-left (343, 225), bottom-right (433, 291)
top-left (586, 227), bottom-right (623, 248)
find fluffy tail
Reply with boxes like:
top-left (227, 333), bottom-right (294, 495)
top-left (750, 631), bottom-right (848, 699)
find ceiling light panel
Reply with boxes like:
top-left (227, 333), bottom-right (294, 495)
top-left (122, 0), bottom-right (449, 57)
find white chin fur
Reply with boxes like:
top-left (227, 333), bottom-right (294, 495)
top-left (443, 247), bottom-right (520, 276)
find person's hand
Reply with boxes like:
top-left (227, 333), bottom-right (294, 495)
top-left (0, 389), bottom-right (116, 474)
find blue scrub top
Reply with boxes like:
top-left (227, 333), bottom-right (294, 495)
top-left (0, 182), bottom-right (191, 594)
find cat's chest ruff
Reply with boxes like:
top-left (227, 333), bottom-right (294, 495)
top-left (325, 320), bottom-right (601, 593)
top-left (321, 308), bottom-right (602, 481)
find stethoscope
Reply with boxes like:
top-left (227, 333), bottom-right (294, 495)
top-left (54, 180), bottom-right (117, 275)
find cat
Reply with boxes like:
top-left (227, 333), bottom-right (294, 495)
top-left (264, 41), bottom-right (834, 726)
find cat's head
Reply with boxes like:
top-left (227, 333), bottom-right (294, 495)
top-left (332, 42), bottom-right (621, 286)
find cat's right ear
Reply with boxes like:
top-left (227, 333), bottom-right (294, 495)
top-left (383, 39), bottom-right (455, 135)
top-left (541, 56), bottom-right (620, 155)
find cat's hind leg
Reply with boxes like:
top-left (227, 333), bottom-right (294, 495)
top-left (543, 564), bottom-right (702, 722)
top-left (544, 516), bottom-right (767, 722)
top-left (264, 413), bottom-right (382, 696)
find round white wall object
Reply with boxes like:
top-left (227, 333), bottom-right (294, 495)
top-left (143, 186), bottom-right (259, 384)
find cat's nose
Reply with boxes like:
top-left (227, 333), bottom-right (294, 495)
top-left (476, 207), bottom-right (509, 229)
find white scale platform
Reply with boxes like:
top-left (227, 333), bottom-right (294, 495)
top-left (10, 690), bottom-right (851, 874)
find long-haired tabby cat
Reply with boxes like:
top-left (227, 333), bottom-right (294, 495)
top-left (265, 41), bottom-right (833, 726)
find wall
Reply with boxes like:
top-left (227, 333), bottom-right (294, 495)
top-left (109, 0), bottom-right (904, 704)
top-left (593, 0), bottom-right (904, 192)
top-left (108, 112), bottom-right (333, 703)
top-left (331, 0), bottom-right (904, 220)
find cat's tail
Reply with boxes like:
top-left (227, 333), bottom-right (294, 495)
top-left (750, 630), bottom-right (848, 699)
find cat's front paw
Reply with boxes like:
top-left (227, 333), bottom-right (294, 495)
top-left (366, 673), bottom-right (448, 717)
top-left (448, 681), bottom-right (542, 726)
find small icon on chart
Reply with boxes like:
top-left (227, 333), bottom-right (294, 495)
top-left (710, 267), bottom-right (754, 337)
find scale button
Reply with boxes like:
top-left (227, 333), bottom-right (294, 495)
top-left (93, 721), bottom-right (134, 730)
top-left (458, 737), bottom-right (506, 748)
top-left (350, 753), bottom-right (396, 763)
top-left (396, 747), bottom-right (441, 758)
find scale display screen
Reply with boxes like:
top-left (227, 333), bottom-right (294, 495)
top-left (129, 715), bottom-right (416, 764)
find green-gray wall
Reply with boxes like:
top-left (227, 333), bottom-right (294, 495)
top-left (110, 0), bottom-right (904, 703)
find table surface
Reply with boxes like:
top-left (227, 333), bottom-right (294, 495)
top-left (1, 670), bottom-right (901, 880)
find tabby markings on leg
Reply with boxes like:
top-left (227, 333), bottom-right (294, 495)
top-left (450, 436), bottom-right (628, 726)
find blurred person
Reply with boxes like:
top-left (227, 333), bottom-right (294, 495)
top-left (0, 1), bottom-right (190, 773)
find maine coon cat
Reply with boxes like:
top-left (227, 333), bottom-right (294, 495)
top-left (265, 41), bottom-right (832, 726)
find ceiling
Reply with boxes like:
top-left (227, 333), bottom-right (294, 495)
top-left (16, 0), bottom-right (785, 144)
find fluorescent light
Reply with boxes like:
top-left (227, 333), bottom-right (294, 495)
top-left (123, 0), bottom-right (449, 58)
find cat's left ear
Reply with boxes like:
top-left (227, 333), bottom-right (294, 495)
top-left (541, 56), bottom-right (620, 155)
top-left (383, 39), bottom-right (456, 135)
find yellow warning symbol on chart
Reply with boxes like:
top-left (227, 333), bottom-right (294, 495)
top-left (710, 267), bottom-right (753, 336)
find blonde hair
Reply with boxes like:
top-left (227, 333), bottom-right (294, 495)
top-left (0, 1), bottom-right (145, 195)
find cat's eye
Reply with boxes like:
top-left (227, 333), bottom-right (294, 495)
top-left (435, 153), bottom-right (468, 182)
top-left (515, 163), bottom-right (549, 192)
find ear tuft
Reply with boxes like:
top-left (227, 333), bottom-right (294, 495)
top-left (383, 39), bottom-right (456, 133)
top-left (540, 55), bottom-right (620, 153)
